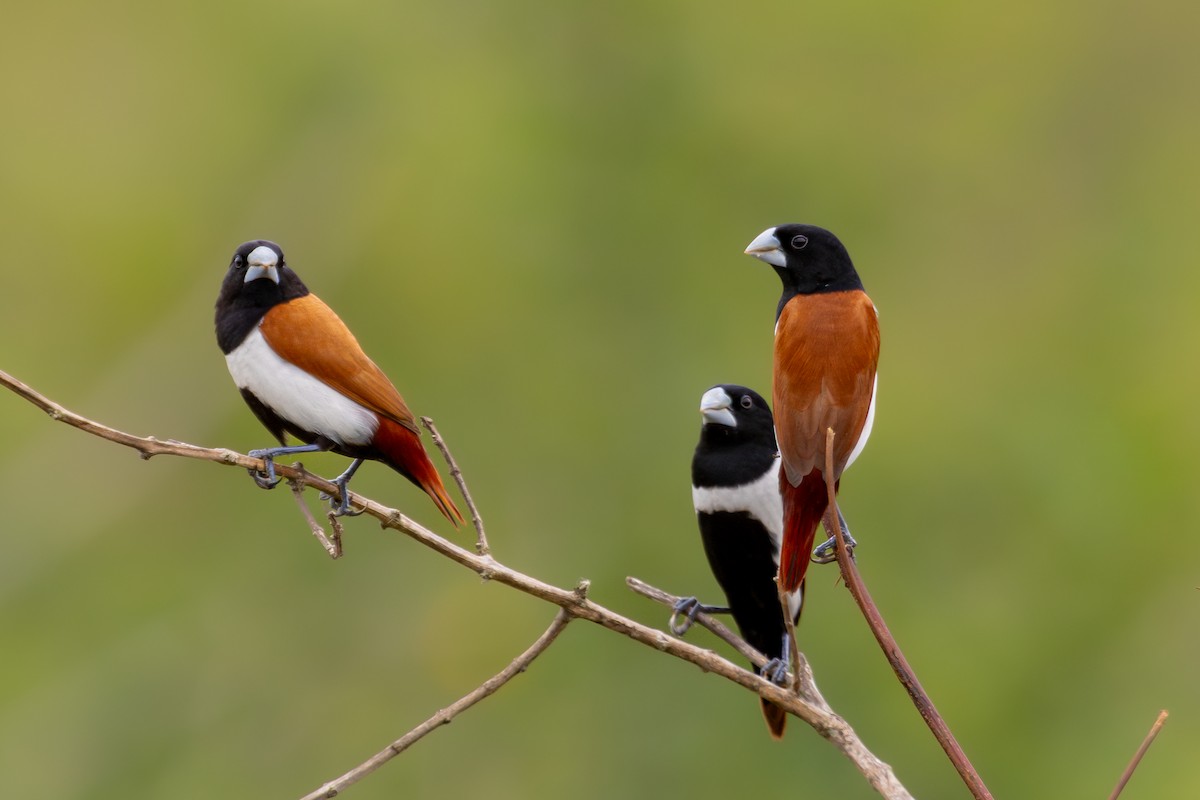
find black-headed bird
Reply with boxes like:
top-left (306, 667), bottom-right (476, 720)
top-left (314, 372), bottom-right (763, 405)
top-left (214, 239), bottom-right (462, 523)
top-left (744, 224), bottom-right (879, 593)
top-left (687, 384), bottom-right (801, 738)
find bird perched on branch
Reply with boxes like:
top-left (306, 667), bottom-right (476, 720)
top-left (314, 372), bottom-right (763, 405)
top-left (685, 383), bottom-right (800, 739)
top-left (744, 224), bottom-right (879, 593)
top-left (214, 239), bottom-right (463, 524)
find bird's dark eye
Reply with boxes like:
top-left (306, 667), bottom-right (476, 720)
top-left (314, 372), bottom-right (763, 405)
top-left (233, 255), bottom-right (244, 267)
top-left (790, 235), bottom-right (809, 249)
top-left (740, 395), bottom-right (754, 409)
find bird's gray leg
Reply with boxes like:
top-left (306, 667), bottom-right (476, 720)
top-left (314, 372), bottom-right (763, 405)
top-left (321, 458), bottom-right (366, 517)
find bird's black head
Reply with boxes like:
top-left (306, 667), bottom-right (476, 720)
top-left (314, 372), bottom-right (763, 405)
top-left (744, 224), bottom-right (863, 316)
top-left (698, 384), bottom-right (775, 445)
top-left (214, 240), bottom-right (310, 353)
top-left (220, 240), bottom-right (309, 300)
top-left (693, 384), bottom-right (778, 487)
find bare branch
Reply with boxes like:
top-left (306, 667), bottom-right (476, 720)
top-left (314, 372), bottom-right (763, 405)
top-left (0, 368), bottom-right (309, 477)
top-left (821, 427), bottom-right (993, 800)
top-left (777, 577), bottom-right (803, 696)
top-left (628, 578), bottom-right (829, 707)
top-left (1109, 709), bottom-right (1168, 800)
top-left (0, 369), bottom-right (912, 800)
top-left (626, 576), bottom-right (908, 797)
top-left (326, 509), bottom-right (347, 554)
top-left (626, 576), bottom-right (766, 668)
top-left (299, 609), bottom-right (573, 800)
top-left (421, 416), bottom-right (489, 555)
top-left (289, 477), bottom-right (342, 559)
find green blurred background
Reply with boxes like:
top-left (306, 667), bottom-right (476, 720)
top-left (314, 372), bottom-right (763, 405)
top-left (1, 0), bottom-right (1197, 797)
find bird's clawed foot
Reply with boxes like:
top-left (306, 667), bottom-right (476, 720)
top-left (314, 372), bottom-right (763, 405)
top-left (319, 458), bottom-right (366, 517)
top-left (812, 508), bottom-right (858, 563)
top-left (669, 596), bottom-right (732, 636)
top-left (812, 530), bottom-right (857, 563)
top-left (247, 443), bottom-right (327, 492)
top-left (319, 482), bottom-right (365, 517)
top-left (761, 657), bottom-right (790, 686)
top-left (247, 449), bottom-right (282, 489)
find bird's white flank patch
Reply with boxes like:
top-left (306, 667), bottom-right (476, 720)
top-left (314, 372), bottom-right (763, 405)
top-left (225, 328), bottom-right (378, 447)
top-left (844, 374), bottom-right (877, 471)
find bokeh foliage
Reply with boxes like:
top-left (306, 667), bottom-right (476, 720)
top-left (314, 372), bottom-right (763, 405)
top-left (1, 0), bottom-right (1198, 797)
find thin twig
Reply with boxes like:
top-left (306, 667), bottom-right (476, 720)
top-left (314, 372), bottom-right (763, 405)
top-left (0, 369), bottom-right (913, 800)
top-left (326, 509), bottom-right (345, 555)
top-left (421, 416), bottom-right (489, 555)
top-left (821, 427), bottom-right (993, 800)
top-left (1108, 709), bottom-right (1168, 800)
top-left (777, 579), bottom-right (802, 696)
top-left (628, 576), bottom-right (828, 707)
top-left (627, 577), bottom-right (768, 668)
top-left (289, 477), bottom-right (342, 558)
top-left (299, 609), bottom-right (572, 800)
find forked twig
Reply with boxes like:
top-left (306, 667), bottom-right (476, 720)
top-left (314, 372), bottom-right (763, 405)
top-left (326, 509), bottom-right (346, 555)
top-left (5, 367), bottom-right (1171, 800)
top-left (288, 476), bottom-right (342, 558)
top-left (1108, 709), bottom-right (1168, 800)
top-left (1, 369), bottom-right (913, 799)
top-left (299, 609), bottom-right (572, 800)
top-left (821, 427), bottom-right (993, 800)
top-left (422, 416), bottom-right (489, 555)
top-left (627, 576), bottom-right (828, 708)
top-left (627, 577), bottom-right (767, 668)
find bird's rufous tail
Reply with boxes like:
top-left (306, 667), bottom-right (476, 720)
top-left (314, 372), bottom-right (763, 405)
top-left (374, 417), bottom-right (464, 526)
top-left (778, 468), bottom-right (831, 592)
top-left (762, 698), bottom-right (788, 739)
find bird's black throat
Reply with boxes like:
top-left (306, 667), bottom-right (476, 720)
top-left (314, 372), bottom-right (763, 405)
top-left (214, 270), bottom-right (309, 354)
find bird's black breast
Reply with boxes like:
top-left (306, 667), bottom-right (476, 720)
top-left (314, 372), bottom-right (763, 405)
top-left (692, 435), bottom-right (777, 489)
top-left (214, 267), bottom-right (310, 354)
top-left (216, 306), bottom-right (267, 354)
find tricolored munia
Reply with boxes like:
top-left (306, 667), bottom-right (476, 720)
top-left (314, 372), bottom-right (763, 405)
top-left (682, 384), bottom-right (801, 738)
top-left (744, 224), bottom-right (879, 594)
top-left (214, 239), bottom-right (463, 524)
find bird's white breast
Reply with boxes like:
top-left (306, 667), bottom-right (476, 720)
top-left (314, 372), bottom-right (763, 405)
top-left (225, 328), bottom-right (378, 447)
top-left (691, 461), bottom-right (784, 542)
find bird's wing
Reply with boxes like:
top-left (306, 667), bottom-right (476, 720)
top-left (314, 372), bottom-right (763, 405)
top-left (773, 291), bottom-right (880, 486)
top-left (258, 294), bottom-right (421, 434)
